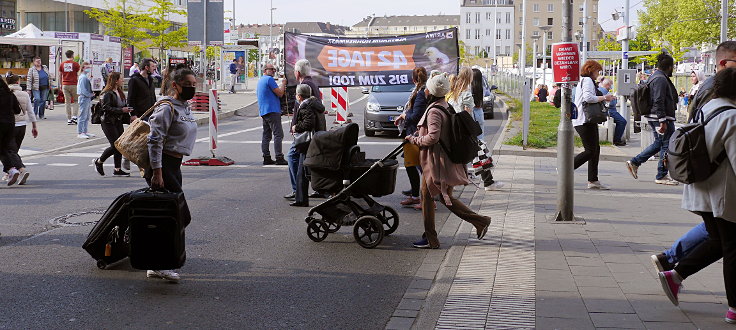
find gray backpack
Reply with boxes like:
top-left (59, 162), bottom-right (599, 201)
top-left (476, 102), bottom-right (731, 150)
top-left (667, 106), bottom-right (734, 184)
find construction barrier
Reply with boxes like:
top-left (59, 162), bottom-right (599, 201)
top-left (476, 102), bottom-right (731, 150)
top-left (331, 86), bottom-right (350, 124)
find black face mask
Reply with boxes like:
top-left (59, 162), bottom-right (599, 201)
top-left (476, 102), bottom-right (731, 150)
top-left (179, 86), bottom-right (196, 101)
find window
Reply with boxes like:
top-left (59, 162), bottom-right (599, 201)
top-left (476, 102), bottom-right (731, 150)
top-left (475, 46), bottom-right (480, 55)
top-left (533, 4), bottom-right (540, 12)
top-left (466, 29), bottom-right (471, 40)
top-left (548, 4), bottom-right (554, 12)
top-left (547, 18), bottom-right (553, 25)
top-left (466, 13), bottom-right (471, 24)
top-left (547, 31), bottom-right (553, 40)
top-left (476, 12), bottom-right (481, 24)
top-left (578, 18), bottom-right (583, 26)
top-left (533, 18), bottom-right (539, 26)
top-left (486, 12), bottom-right (492, 20)
top-left (496, 29), bottom-right (502, 39)
top-left (505, 29), bottom-right (511, 39)
top-left (506, 12), bottom-right (511, 24)
top-left (505, 46), bottom-right (511, 55)
top-left (486, 29), bottom-right (491, 36)
top-left (475, 29), bottom-right (481, 39)
top-left (496, 46), bottom-right (501, 55)
top-left (497, 15), bottom-right (502, 24)
top-left (532, 31), bottom-right (539, 37)
top-left (579, 5), bottom-right (584, 11)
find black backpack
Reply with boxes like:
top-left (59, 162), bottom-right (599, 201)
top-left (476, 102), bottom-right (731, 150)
top-left (432, 104), bottom-right (482, 164)
top-left (630, 80), bottom-right (652, 117)
top-left (667, 106), bottom-right (734, 184)
top-left (91, 99), bottom-right (103, 124)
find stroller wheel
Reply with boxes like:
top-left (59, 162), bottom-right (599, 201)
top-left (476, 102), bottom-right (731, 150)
top-left (325, 221), bottom-right (341, 233)
top-left (353, 216), bottom-right (385, 249)
top-left (307, 219), bottom-right (329, 242)
top-left (379, 206), bottom-right (400, 236)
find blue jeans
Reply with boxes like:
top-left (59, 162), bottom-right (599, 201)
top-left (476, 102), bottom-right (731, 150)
top-left (77, 97), bottom-right (91, 134)
top-left (608, 110), bottom-right (627, 143)
top-left (664, 222), bottom-right (709, 264)
top-left (287, 142), bottom-right (299, 193)
top-left (630, 121), bottom-right (674, 180)
top-left (472, 107), bottom-right (484, 141)
top-left (32, 88), bottom-right (49, 118)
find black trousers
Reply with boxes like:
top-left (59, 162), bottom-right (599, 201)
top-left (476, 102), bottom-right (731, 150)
top-left (675, 212), bottom-right (736, 307)
top-left (481, 170), bottom-right (495, 187)
top-left (574, 123), bottom-right (600, 182)
top-left (100, 120), bottom-right (124, 168)
top-left (0, 122), bottom-right (22, 173)
top-left (295, 152), bottom-right (309, 204)
top-left (406, 166), bottom-right (421, 197)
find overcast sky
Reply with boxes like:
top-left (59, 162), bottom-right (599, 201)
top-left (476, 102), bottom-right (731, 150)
top-left (229, 0), bottom-right (642, 32)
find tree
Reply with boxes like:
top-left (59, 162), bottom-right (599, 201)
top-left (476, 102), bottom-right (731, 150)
top-left (637, 0), bottom-right (736, 60)
top-left (139, 0), bottom-right (188, 60)
top-left (512, 45), bottom-right (534, 67)
top-left (85, 0), bottom-right (149, 50)
top-left (596, 33), bottom-right (653, 66)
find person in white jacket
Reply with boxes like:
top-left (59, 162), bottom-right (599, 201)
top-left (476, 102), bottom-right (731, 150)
top-left (3, 74), bottom-right (38, 185)
top-left (573, 60), bottom-right (615, 189)
top-left (657, 67), bottom-right (736, 324)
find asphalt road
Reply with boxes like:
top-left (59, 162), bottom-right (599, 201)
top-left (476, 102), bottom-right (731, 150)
top-left (0, 88), bottom-right (504, 328)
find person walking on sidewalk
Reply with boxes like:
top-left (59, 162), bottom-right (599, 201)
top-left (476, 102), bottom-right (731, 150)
top-left (93, 72), bottom-right (132, 177)
top-left (285, 59), bottom-right (322, 200)
top-left (229, 58), bottom-right (239, 94)
top-left (59, 50), bottom-right (80, 126)
top-left (573, 60), bottom-right (615, 190)
top-left (127, 58), bottom-right (157, 121)
top-left (394, 67), bottom-right (428, 208)
top-left (470, 68), bottom-right (504, 191)
top-left (656, 68), bottom-right (736, 325)
top-left (3, 75), bottom-right (37, 185)
top-left (626, 53), bottom-right (679, 185)
top-left (257, 63), bottom-right (287, 165)
top-left (599, 78), bottom-right (627, 146)
top-left (405, 74), bottom-right (491, 249)
top-left (76, 62), bottom-right (95, 139)
top-left (289, 84), bottom-right (326, 207)
top-left (26, 57), bottom-right (50, 120)
top-left (0, 76), bottom-right (23, 185)
top-left (143, 67), bottom-right (198, 283)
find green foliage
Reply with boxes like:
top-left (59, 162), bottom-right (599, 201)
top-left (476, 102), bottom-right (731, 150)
top-left (139, 0), bottom-right (188, 59)
top-left (596, 34), bottom-right (654, 66)
top-left (638, 0), bottom-right (736, 60)
top-left (511, 45), bottom-right (534, 67)
top-left (84, 0), bottom-right (149, 49)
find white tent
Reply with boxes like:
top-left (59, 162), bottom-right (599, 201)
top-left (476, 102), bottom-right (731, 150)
top-left (6, 23), bottom-right (45, 39)
top-left (0, 24), bottom-right (61, 47)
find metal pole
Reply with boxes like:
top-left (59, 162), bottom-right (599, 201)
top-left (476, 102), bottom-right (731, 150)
top-left (622, 0), bottom-right (630, 141)
top-left (65, 0), bottom-right (69, 32)
top-left (493, 0), bottom-right (498, 65)
top-left (533, 37), bottom-right (538, 88)
top-left (521, 0), bottom-right (530, 148)
top-left (542, 32), bottom-right (547, 86)
top-left (555, 0), bottom-right (575, 222)
top-left (581, 0), bottom-right (588, 64)
top-left (721, 0), bottom-right (729, 43)
top-left (203, 0), bottom-right (208, 90)
top-left (269, 0), bottom-right (274, 57)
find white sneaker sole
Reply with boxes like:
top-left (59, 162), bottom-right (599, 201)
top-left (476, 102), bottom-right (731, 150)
top-left (658, 272), bottom-right (680, 306)
top-left (625, 162), bottom-right (638, 179)
top-left (146, 272), bottom-right (180, 283)
top-left (17, 172), bottom-right (29, 185)
top-left (651, 254), bottom-right (666, 272)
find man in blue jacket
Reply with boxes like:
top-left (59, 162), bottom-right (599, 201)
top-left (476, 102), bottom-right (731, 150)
top-left (229, 59), bottom-right (239, 94)
top-left (626, 52), bottom-right (679, 185)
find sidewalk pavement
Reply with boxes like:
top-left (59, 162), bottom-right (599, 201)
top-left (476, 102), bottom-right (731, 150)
top-left (18, 89), bottom-right (258, 158)
top-left (386, 105), bottom-right (729, 329)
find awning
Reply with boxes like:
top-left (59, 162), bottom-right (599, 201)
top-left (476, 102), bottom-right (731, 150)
top-left (0, 36), bottom-right (61, 47)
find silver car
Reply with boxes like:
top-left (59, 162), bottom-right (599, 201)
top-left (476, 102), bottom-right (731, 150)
top-left (363, 84), bottom-right (414, 137)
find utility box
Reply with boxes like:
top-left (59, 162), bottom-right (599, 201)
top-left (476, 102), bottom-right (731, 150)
top-left (617, 69), bottom-right (638, 96)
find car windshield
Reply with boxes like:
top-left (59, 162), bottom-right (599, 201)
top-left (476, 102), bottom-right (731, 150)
top-left (371, 84), bottom-right (415, 93)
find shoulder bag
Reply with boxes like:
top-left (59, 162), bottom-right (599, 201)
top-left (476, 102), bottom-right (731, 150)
top-left (114, 100), bottom-right (174, 168)
top-left (582, 78), bottom-right (607, 124)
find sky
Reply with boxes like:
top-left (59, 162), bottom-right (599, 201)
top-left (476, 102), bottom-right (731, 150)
top-left (229, 0), bottom-right (642, 32)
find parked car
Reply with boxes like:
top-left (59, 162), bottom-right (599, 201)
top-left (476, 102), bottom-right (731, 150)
top-left (482, 76), bottom-right (498, 119)
top-left (363, 84), bottom-right (414, 137)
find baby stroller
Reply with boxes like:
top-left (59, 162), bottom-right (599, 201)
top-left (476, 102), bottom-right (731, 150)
top-left (303, 123), bottom-right (405, 248)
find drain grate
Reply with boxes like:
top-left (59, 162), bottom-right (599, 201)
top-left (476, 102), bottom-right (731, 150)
top-left (49, 211), bottom-right (105, 227)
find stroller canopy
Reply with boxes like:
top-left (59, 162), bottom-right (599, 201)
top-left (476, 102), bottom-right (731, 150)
top-left (304, 123), bottom-right (359, 170)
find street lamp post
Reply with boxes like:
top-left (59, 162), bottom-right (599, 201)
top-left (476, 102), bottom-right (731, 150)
top-left (532, 35), bottom-right (540, 90)
top-left (269, 0), bottom-right (276, 62)
top-left (555, 0), bottom-right (575, 221)
top-left (540, 25), bottom-right (552, 86)
top-left (520, 0), bottom-right (530, 148)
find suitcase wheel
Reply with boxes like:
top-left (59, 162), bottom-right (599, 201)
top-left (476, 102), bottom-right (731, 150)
top-left (96, 260), bottom-right (108, 270)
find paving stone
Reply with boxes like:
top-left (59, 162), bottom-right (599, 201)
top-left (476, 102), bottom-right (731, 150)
top-left (588, 312), bottom-right (645, 329)
top-left (397, 298), bottom-right (424, 311)
top-left (570, 265), bottom-right (613, 277)
top-left (626, 293), bottom-right (691, 322)
top-left (536, 316), bottom-right (595, 329)
top-left (573, 275), bottom-right (619, 288)
top-left (392, 309), bottom-right (419, 318)
top-left (385, 316), bottom-right (414, 330)
top-left (641, 321), bottom-right (697, 330)
top-left (402, 288), bottom-right (428, 300)
top-left (578, 287), bottom-right (635, 313)
top-left (566, 256), bottom-right (606, 267)
top-left (536, 290), bottom-right (590, 319)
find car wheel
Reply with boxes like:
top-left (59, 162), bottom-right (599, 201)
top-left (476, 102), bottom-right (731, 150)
top-left (365, 129), bottom-right (376, 137)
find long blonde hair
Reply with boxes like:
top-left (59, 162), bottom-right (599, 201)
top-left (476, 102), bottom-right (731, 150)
top-left (446, 66), bottom-right (472, 102)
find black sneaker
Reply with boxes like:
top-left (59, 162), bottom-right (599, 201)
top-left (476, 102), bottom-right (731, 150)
top-left (113, 169), bottom-right (130, 177)
top-left (274, 157), bottom-right (288, 166)
top-left (263, 157), bottom-right (276, 165)
top-left (412, 238), bottom-right (437, 249)
top-left (309, 192), bottom-right (327, 199)
top-left (93, 158), bottom-right (104, 176)
top-left (284, 192), bottom-right (296, 199)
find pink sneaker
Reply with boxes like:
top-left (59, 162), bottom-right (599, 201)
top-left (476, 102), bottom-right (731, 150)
top-left (658, 270), bottom-right (682, 306)
top-left (726, 310), bottom-right (736, 324)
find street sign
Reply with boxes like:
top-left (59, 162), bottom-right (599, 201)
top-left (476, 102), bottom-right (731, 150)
top-left (623, 51), bottom-right (629, 60)
top-left (187, 0), bottom-right (224, 46)
top-left (552, 42), bottom-right (580, 83)
top-left (616, 25), bottom-right (630, 41)
top-left (617, 69), bottom-right (638, 96)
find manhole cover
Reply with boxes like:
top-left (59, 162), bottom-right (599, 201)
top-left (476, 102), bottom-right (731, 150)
top-left (50, 211), bottom-right (105, 227)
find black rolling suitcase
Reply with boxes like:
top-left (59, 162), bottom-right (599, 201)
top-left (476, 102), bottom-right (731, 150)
top-left (126, 189), bottom-right (190, 270)
top-left (82, 188), bottom-right (145, 269)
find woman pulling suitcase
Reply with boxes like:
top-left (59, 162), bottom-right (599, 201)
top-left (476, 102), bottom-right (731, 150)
top-left (142, 68), bottom-right (198, 282)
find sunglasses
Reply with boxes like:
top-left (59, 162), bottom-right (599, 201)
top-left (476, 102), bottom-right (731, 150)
top-left (719, 59), bottom-right (736, 66)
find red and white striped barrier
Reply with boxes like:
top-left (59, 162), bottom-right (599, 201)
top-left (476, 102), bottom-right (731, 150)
top-left (183, 89), bottom-right (234, 166)
top-left (209, 89), bottom-right (218, 152)
top-left (331, 87), bottom-right (350, 124)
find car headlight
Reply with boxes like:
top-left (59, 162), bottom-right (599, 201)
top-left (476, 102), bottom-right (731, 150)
top-left (366, 102), bottom-right (380, 112)
top-left (483, 96), bottom-right (494, 102)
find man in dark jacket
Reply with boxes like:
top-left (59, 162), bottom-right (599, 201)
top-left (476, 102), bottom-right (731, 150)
top-left (285, 59), bottom-right (324, 200)
top-left (289, 84), bottom-right (326, 207)
top-left (228, 59), bottom-right (239, 94)
top-left (127, 58), bottom-right (158, 120)
top-left (626, 53), bottom-right (679, 185)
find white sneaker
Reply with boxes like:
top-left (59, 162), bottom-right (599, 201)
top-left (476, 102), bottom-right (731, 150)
top-left (146, 269), bottom-right (180, 283)
top-left (587, 181), bottom-right (611, 190)
top-left (17, 171), bottom-right (29, 185)
top-left (655, 176), bottom-right (680, 185)
top-left (6, 169), bottom-right (19, 186)
top-left (484, 181), bottom-right (506, 191)
top-left (77, 133), bottom-right (89, 139)
top-left (1, 173), bottom-right (7, 181)
top-left (85, 133), bottom-right (96, 137)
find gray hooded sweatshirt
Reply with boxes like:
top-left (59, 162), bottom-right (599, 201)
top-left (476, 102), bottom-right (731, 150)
top-left (147, 96), bottom-right (197, 169)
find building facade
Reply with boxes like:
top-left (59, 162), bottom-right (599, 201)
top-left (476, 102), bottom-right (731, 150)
top-left (349, 15), bottom-right (459, 37)
top-left (460, 0), bottom-right (515, 58)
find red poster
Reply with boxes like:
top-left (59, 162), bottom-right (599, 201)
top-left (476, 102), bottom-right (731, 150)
top-left (552, 43), bottom-right (580, 83)
top-left (123, 47), bottom-right (133, 71)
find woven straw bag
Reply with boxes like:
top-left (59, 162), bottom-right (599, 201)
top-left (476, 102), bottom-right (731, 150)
top-left (114, 100), bottom-right (174, 168)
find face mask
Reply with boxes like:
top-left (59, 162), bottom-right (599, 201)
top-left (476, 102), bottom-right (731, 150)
top-left (84, 68), bottom-right (91, 74)
top-left (179, 86), bottom-right (196, 101)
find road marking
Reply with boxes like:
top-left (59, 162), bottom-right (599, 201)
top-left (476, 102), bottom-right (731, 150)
top-left (203, 140), bottom-right (402, 145)
top-left (47, 163), bottom-right (78, 167)
top-left (195, 119), bottom-right (291, 143)
top-left (54, 153), bottom-right (102, 158)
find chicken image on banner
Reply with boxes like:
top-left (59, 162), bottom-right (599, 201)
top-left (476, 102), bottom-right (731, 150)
top-left (425, 47), bottom-right (451, 72)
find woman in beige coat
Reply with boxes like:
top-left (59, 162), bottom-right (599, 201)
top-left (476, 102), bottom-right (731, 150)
top-left (405, 74), bottom-right (491, 249)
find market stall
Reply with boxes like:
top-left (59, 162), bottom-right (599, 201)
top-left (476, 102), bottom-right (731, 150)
top-left (0, 24), bottom-right (63, 88)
